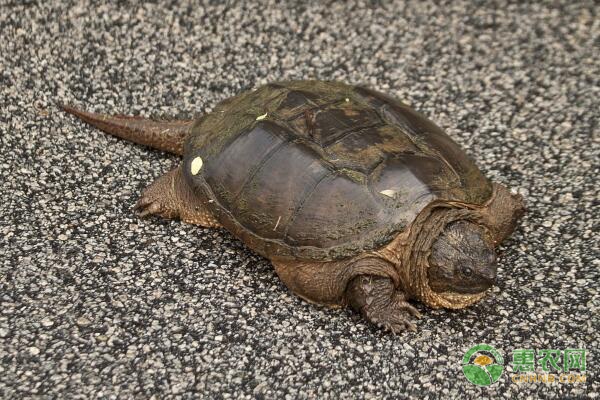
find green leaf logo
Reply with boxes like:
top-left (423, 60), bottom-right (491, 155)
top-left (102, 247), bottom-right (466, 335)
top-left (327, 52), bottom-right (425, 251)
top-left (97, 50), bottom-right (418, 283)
top-left (462, 344), bottom-right (504, 386)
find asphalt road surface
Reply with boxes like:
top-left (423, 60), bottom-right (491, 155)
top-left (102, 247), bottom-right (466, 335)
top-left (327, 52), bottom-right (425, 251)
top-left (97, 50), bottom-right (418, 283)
top-left (1, 1), bottom-right (598, 398)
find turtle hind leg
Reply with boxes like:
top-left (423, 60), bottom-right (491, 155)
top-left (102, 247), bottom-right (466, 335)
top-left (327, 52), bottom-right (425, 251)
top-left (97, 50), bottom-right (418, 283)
top-left (135, 166), bottom-right (220, 228)
top-left (60, 104), bottom-right (193, 155)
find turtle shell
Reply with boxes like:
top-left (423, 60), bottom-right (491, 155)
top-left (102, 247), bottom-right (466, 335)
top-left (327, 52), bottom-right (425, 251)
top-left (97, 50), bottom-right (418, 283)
top-left (184, 81), bottom-right (492, 261)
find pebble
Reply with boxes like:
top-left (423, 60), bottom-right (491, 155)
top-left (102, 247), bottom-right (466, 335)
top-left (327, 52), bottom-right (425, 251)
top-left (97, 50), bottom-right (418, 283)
top-left (28, 347), bottom-right (40, 356)
top-left (76, 317), bottom-right (91, 327)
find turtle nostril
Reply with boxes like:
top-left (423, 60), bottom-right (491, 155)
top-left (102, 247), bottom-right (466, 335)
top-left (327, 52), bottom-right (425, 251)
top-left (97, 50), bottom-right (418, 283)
top-left (487, 267), bottom-right (498, 284)
top-left (479, 260), bottom-right (497, 285)
top-left (487, 251), bottom-right (497, 265)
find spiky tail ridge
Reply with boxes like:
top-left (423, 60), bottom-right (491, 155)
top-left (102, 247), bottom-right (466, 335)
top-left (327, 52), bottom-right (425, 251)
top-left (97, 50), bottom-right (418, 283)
top-left (60, 104), bottom-right (194, 155)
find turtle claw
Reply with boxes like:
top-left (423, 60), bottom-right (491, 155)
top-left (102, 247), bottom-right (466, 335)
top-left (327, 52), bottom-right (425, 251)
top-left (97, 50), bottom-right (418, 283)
top-left (347, 275), bottom-right (421, 334)
top-left (400, 320), bottom-right (418, 333)
top-left (372, 313), bottom-right (418, 334)
top-left (363, 295), bottom-right (420, 334)
top-left (393, 292), bottom-right (422, 319)
top-left (399, 302), bottom-right (422, 319)
top-left (134, 185), bottom-right (177, 220)
top-left (134, 194), bottom-right (153, 216)
top-left (135, 200), bottom-right (162, 218)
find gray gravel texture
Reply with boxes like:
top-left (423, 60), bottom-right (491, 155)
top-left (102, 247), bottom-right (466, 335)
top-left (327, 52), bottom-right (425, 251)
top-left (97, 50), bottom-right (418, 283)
top-left (1, 1), bottom-right (598, 399)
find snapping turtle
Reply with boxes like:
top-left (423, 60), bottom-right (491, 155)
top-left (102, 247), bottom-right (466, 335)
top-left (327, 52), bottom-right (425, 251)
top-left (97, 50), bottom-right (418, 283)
top-left (62, 80), bottom-right (524, 333)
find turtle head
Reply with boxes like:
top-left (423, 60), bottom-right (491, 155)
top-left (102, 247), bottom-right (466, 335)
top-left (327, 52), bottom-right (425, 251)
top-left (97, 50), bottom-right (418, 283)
top-left (427, 220), bottom-right (497, 294)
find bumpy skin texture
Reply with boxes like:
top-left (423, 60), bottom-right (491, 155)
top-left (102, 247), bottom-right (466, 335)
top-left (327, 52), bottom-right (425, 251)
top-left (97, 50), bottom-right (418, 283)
top-left (60, 104), bottom-right (193, 155)
top-left (346, 275), bottom-right (422, 333)
top-left (184, 81), bottom-right (493, 261)
top-left (62, 80), bottom-right (525, 333)
top-left (135, 167), bottom-right (221, 228)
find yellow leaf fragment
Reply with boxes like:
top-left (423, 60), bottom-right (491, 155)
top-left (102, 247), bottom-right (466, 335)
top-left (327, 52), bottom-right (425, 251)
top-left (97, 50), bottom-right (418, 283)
top-left (191, 157), bottom-right (203, 175)
top-left (379, 189), bottom-right (396, 198)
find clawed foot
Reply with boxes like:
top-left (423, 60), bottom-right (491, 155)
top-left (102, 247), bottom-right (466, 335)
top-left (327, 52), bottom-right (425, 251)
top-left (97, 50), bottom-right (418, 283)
top-left (134, 194), bottom-right (176, 219)
top-left (362, 292), bottom-right (422, 334)
top-left (347, 274), bottom-right (422, 334)
top-left (133, 167), bottom-right (221, 228)
top-left (134, 176), bottom-right (179, 220)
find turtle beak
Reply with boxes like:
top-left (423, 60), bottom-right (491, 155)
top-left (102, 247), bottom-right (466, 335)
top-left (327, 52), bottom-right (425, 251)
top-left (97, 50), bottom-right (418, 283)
top-left (479, 257), bottom-right (497, 288)
top-left (481, 273), bottom-right (496, 288)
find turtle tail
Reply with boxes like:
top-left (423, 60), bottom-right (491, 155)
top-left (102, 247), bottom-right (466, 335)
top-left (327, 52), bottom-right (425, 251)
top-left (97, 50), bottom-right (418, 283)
top-left (60, 104), bottom-right (194, 156)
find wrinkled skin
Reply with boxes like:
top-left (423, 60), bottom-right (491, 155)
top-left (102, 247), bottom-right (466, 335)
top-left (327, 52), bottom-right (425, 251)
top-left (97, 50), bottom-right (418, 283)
top-left (427, 221), bottom-right (497, 294)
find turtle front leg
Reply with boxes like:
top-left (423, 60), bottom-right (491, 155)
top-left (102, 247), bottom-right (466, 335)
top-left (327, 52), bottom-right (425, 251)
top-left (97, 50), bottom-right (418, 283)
top-left (481, 183), bottom-right (525, 245)
top-left (345, 275), bottom-right (421, 333)
top-left (135, 166), bottom-right (221, 228)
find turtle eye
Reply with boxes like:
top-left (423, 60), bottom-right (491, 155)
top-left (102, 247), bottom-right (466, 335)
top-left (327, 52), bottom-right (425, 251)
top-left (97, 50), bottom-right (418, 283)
top-left (461, 266), bottom-right (473, 277)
